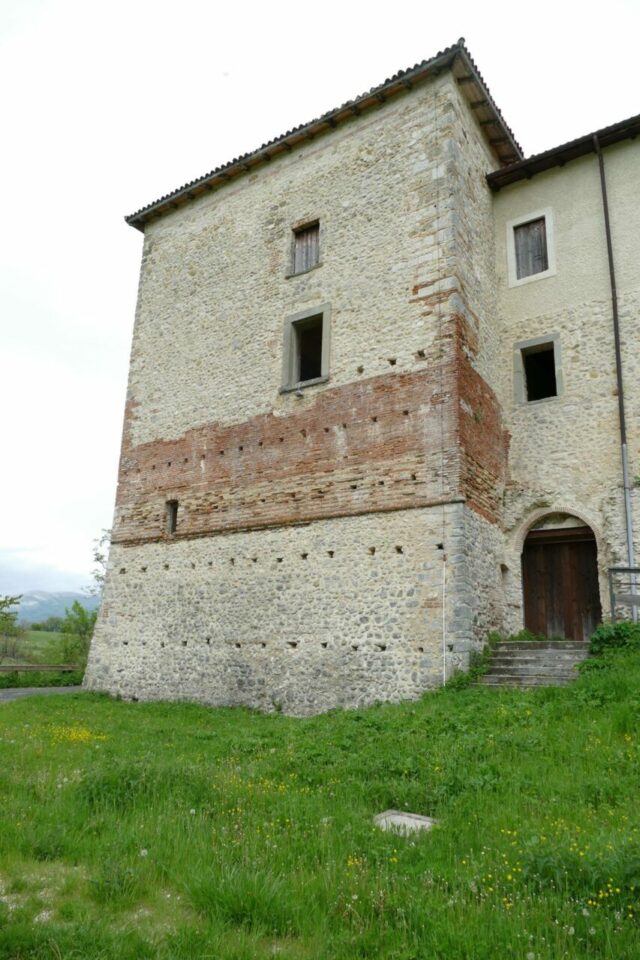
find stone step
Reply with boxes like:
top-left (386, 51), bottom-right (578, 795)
top-left (476, 639), bottom-right (591, 689)
top-left (491, 656), bottom-right (586, 670)
top-left (478, 673), bottom-right (574, 687)
top-left (488, 662), bottom-right (581, 677)
top-left (490, 652), bottom-right (589, 665)
top-left (493, 641), bottom-right (588, 652)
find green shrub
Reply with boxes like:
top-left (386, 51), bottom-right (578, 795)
top-left (445, 642), bottom-right (496, 691)
top-left (60, 631), bottom-right (91, 669)
top-left (589, 619), bottom-right (640, 655)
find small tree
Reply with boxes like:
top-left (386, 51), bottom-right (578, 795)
top-left (87, 529), bottom-right (111, 597)
top-left (0, 595), bottom-right (24, 661)
top-left (60, 601), bottom-right (97, 667)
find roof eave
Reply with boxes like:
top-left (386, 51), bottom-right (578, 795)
top-left (126, 39), bottom-right (522, 232)
top-left (487, 113), bottom-right (640, 191)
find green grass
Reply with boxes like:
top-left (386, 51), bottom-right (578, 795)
top-left (0, 651), bottom-right (639, 958)
top-left (0, 632), bottom-right (83, 688)
top-left (0, 630), bottom-right (68, 665)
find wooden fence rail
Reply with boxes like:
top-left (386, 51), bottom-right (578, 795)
top-left (0, 664), bottom-right (80, 673)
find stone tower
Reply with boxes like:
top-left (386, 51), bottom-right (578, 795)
top-left (85, 40), bottom-right (640, 713)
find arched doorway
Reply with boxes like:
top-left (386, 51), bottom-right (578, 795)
top-left (522, 515), bottom-right (602, 641)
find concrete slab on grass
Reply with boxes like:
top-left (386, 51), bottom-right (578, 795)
top-left (373, 810), bottom-right (438, 834)
top-left (373, 810), bottom-right (438, 833)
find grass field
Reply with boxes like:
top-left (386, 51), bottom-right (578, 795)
top-left (0, 650), bottom-right (639, 959)
top-left (0, 632), bottom-right (83, 689)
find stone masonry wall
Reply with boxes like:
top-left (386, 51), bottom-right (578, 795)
top-left (86, 505), bottom-right (464, 715)
top-left (125, 74), bottom-right (462, 446)
top-left (86, 69), bottom-right (511, 711)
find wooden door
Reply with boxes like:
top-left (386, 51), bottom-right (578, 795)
top-left (522, 527), bottom-right (602, 641)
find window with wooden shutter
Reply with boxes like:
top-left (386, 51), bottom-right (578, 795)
top-left (514, 217), bottom-right (549, 279)
top-left (292, 222), bottom-right (319, 274)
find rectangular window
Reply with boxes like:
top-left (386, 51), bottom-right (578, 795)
top-left (166, 500), bottom-right (178, 535)
top-left (506, 208), bottom-right (555, 288)
top-left (514, 217), bottom-right (548, 279)
top-left (296, 314), bottom-right (323, 382)
top-left (522, 343), bottom-right (557, 401)
top-left (281, 304), bottom-right (331, 391)
top-left (292, 222), bottom-right (319, 275)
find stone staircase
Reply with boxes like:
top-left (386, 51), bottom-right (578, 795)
top-left (478, 640), bottom-right (590, 688)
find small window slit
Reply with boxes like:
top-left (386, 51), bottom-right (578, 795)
top-left (166, 499), bottom-right (178, 535)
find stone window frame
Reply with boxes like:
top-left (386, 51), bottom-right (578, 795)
top-left (165, 499), bottom-right (179, 535)
top-left (280, 303), bottom-right (331, 393)
top-left (506, 207), bottom-right (557, 288)
top-left (285, 219), bottom-right (323, 279)
top-left (513, 333), bottom-right (563, 405)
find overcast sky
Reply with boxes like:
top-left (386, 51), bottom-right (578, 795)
top-left (1, 0), bottom-right (639, 595)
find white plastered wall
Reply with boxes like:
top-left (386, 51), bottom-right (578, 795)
top-left (492, 141), bottom-right (640, 629)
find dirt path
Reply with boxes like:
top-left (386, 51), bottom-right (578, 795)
top-left (0, 686), bottom-right (83, 703)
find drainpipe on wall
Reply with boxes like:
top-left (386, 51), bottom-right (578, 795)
top-left (441, 555), bottom-right (447, 685)
top-left (593, 134), bottom-right (637, 615)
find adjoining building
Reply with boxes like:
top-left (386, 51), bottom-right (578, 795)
top-left (85, 40), bottom-right (640, 714)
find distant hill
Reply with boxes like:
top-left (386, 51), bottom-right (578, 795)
top-left (15, 592), bottom-right (100, 625)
